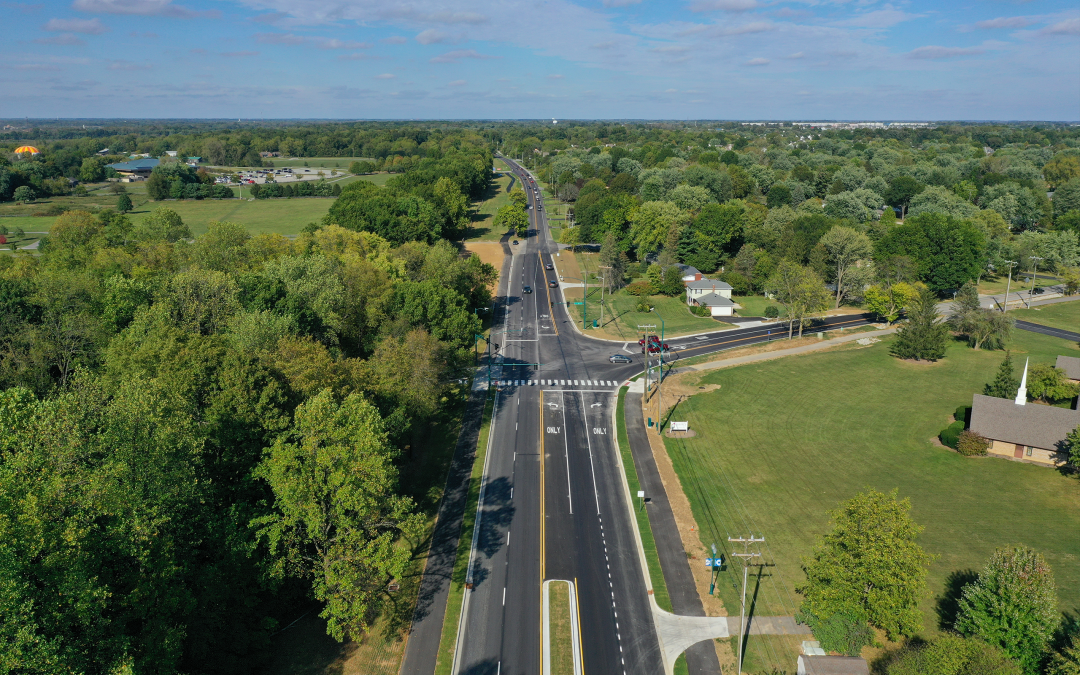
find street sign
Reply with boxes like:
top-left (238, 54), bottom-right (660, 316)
top-left (637, 491), bottom-right (645, 498)
top-left (573, 302), bottom-right (584, 305)
top-left (670, 421), bottom-right (689, 432)
top-left (705, 558), bottom-right (714, 567)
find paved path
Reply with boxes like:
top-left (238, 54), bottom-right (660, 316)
top-left (668, 327), bottom-right (899, 377)
top-left (625, 392), bottom-right (722, 675)
top-left (399, 387), bottom-right (490, 675)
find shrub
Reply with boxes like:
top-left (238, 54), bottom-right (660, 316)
top-left (956, 430), bottom-right (989, 457)
top-left (764, 305), bottom-right (780, 318)
top-left (635, 300), bottom-right (653, 313)
top-left (800, 610), bottom-right (874, 657)
top-left (690, 304), bottom-right (711, 317)
top-left (625, 281), bottom-right (654, 296)
top-left (940, 420), bottom-right (965, 449)
top-left (954, 405), bottom-right (970, 425)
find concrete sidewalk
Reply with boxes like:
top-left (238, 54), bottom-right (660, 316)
top-left (668, 327), bottom-right (899, 377)
top-left (625, 392), bottom-right (722, 675)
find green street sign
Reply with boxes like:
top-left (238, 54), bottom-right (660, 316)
top-left (573, 302), bottom-right (584, 305)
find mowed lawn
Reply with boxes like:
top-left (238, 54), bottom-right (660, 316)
top-left (1008, 299), bottom-right (1080, 333)
top-left (662, 331), bottom-right (1080, 671)
top-left (464, 173), bottom-right (516, 242)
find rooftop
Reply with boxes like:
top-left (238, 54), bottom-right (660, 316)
top-left (686, 279), bottom-right (733, 291)
top-left (107, 158), bottom-right (160, 172)
top-left (969, 393), bottom-right (1080, 452)
top-left (694, 292), bottom-right (736, 307)
top-left (1056, 355), bottom-right (1080, 380)
top-left (797, 655), bottom-right (869, 675)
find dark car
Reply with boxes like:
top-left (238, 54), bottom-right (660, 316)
top-left (609, 354), bottom-right (632, 364)
top-left (548, 280), bottom-right (558, 288)
top-left (512, 240), bottom-right (519, 245)
top-left (544, 262), bottom-right (554, 270)
top-left (522, 285), bottom-right (532, 294)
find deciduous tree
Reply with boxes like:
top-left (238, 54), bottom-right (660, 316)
top-left (766, 260), bottom-right (830, 338)
top-left (955, 546), bottom-right (1058, 674)
top-left (820, 226), bottom-right (873, 308)
top-left (798, 488), bottom-right (931, 640)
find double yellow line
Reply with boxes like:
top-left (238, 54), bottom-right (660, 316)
top-left (539, 393), bottom-right (546, 673)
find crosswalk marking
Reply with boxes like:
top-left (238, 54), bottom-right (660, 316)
top-left (492, 378), bottom-right (625, 388)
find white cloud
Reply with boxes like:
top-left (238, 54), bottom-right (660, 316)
top-left (1041, 18), bottom-right (1080, 36)
top-left (787, 51), bottom-right (804, 59)
top-left (221, 51), bottom-right (259, 57)
top-left (315, 38), bottom-right (371, 49)
top-left (72, 0), bottom-right (214, 19)
top-left (255, 32), bottom-right (306, 45)
top-left (415, 28), bottom-right (451, 44)
top-left (837, 8), bottom-right (923, 29)
top-left (108, 59), bottom-right (152, 70)
top-left (429, 49), bottom-right (499, 63)
top-left (34, 33), bottom-right (86, 45)
top-left (906, 45), bottom-right (985, 59)
top-left (337, 53), bottom-right (377, 61)
top-left (381, 36), bottom-right (407, 44)
top-left (975, 16), bottom-right (1032, 30)
top-left (547, 73), bottom-right (564, 79)
top-left (44, 17), bottom-right (107, 33)
top-left (374, 73), bottom-right (395, 79)
top-left (744, 57), bottom-right (769, 65)
top-left (448, 79), bottom-right (466, 86)
top-left (689, 0), bottom-right (756, 11)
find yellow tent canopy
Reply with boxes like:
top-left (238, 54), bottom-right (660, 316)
top-left (14, 145), bottom-right (41, 155)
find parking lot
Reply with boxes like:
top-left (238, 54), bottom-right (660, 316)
top-left (216, 166), bottom-right (346, 185)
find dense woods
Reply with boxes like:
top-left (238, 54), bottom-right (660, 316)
top-left (0, 139), bottom-right (496, 673)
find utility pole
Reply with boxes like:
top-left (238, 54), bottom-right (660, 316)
top-left (1028, 256), bottom-right (1043, 307)
top-left (638, 323), bottom-right (657, 422)
top-left (728, 535), bottom-right (765, 675)
top-left (1002, 260), bottom-right (1017, 312)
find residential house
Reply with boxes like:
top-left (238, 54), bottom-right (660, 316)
top-left (675, 264), bottom-right (702, 282)
top-left (1056, 355), bottom-right (1080, 384)
top-left (969, 358), bottom-right (1080, 466)
top-left (685, 278), bottom-right (735, 317)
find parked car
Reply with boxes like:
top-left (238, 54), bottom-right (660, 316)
top-left (512, 240), bottom-right (519, 245)
top-left (609, 354), bottom-right (632, 364)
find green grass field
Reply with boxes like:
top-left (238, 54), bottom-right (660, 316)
top-left (662, 330), bottom-right (1080, 673)
top-left (979, 273), bottom-right (1059, 296)
top-left (464, 174), bottom-right (516, 242)
top-left (1008, 298), bottom-right (1080, 332)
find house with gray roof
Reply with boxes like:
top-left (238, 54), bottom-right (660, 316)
top-left (107, 158), bottom-right (159, 181)
top-left (969, 358), bottom-right (1079, 466)
top-left (1056, 355), bottom-right (1080, 383)
top-left (685, 279), bottom-right (735, 316)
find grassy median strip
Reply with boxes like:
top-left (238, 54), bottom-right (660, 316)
top-left (549, 581), bottom-right (574, 675)
top-left (434, 388), bottom-right (497, 674)
top-left (615, 388), bottom-right (673, 613)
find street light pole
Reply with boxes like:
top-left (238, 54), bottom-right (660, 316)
top-left (650, 307), bottom-right (665, 435)
top-left (1002, 260), bottom-right (1017, 312)
top-left (1028, 256), bottom-right (1043, 307)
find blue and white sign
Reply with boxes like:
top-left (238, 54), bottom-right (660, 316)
top-left (705, 558), bottom-right (715, 567)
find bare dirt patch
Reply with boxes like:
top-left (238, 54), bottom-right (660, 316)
top-left (462, 242), bottom-right (506, 291)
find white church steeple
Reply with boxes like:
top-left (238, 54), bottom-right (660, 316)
top-left (1014, 357), bottom-right (1029, 406)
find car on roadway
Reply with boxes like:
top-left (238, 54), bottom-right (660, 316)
top-left (544, 262), bottom-right (554, 270)
top-left (609, 354), bottom-right (632, 364)
top-left (523, 285), bottom-right (532, 294)
top-left (548, 280), bottom-right (558, 288)
top-left (512, 240), bottom-right (519, 245)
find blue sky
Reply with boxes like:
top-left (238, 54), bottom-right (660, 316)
top-left (3, 0), bottom-right (1078, 120)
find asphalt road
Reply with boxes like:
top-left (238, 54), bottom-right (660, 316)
top-left (1014, 319), bottom-right (1080, 342)
top-left (450, 156), bottom-right (879, 675)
